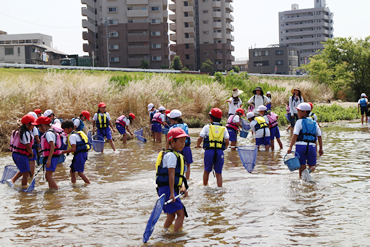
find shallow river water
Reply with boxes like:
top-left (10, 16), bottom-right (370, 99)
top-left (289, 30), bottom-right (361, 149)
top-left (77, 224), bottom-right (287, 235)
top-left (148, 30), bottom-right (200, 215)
top-left (1, 122), bottom-right (370, 246)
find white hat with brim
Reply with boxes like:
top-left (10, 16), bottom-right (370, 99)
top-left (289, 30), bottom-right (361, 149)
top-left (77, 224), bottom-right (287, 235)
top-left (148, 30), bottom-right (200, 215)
top-left (296, 103), bottom-right (311, 111)
top-left (257, 105), bottom-right (267, 112)
top-left (232, 89), bottom-right (243, 97)
top-left (27, 112), bottom-right (38, 119)
top-left (361, 93), bottom-right (366, 97)
top-left (158, 106), bottom-right (166, 111)
top-left (148, 103), bottom-right (154, 111)
top-left (43, 109), bottom-right (53, 117)
top-left (167, 109), bottom-right (182, 118)
top-left (266, 91), bottom-right (271, 95)
top-left (247, 112), bottom-right (255, 119)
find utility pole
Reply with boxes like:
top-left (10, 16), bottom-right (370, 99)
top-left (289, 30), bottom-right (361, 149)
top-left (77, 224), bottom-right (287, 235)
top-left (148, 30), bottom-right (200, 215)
top-left (104, 17), bottom-right (110, 67)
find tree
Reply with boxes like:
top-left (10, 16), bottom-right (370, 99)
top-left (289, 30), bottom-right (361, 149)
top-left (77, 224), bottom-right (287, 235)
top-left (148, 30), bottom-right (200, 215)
top-left (300, 37), bottom-right (370, 98)
top-left (171, 56), bottom-right (183, 70)
top-left (201, 59), bottom-right (215, 75)
top-left (232, 66), bottom-right (240, 73)
top-left (141, 59), bottom-right (149, 69)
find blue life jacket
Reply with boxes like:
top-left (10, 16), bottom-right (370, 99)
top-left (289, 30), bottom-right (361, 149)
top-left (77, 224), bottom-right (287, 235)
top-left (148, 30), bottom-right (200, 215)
top-left (149, 110), bottom-right (158, 122)
top-left (172, 123), bottom-right (191, 146)
top-left (72, 117), bottom-right (85, 131)
top-left (155, 150), bottom-right (188, 190)
top-left (360, 98), bottom-right (367, 107)
top-left (96, 113), bottom-right (108, 129)
top-left (297, 118), bottom-right (317, 143)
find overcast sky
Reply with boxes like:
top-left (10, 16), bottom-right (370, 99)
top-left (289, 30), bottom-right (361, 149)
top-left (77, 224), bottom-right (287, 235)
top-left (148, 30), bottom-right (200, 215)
top-left (1, 0), bottom-right (369, 60)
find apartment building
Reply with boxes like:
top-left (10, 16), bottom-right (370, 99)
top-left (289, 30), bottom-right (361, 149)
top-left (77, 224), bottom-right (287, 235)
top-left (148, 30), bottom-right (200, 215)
top-left (169, 0), bottom-right (235, 71)
top-left (81, 0), bottom-right (169, 68)
top-left (279, 0), bottom-right (334, 64)
top-left (248, 45), bottom-right (300, 75)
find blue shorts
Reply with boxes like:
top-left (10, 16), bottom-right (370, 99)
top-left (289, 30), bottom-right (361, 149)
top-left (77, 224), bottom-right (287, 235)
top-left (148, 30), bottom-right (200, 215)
top-left (12, 152), bottom-right (30, 173)
top-left (290, 114), bottom-right (298, 127)
top-left (45, 156), bottom-right (59, 172)
top-left (181, 146), bottom-right (193, 165)
top-left (116, 123), bottom-right (126, 135)
top-left (227, 127), bottom-right (237, 142)
top-left (256, 137), bottom-right (271, 146)
top-left (204, 149), bottom-right (224, 174)
top-left (71, 152), bottom-right (88, 173)
top-left (152, 122), bottom-right (162, 133)
top-left (97, 127), bottom-right (112, 140)
top-left (361, 106), bottom-right (368, 115)
top-left (28, 148), bottom-right (38, 161)
top-left (269, 126), bottom-right (281, 140)
top-left (266, 103), bottom-right (272, 111)
top-left (296, 144), bottom-right (317, 166)
top-left (158, 185), bottom-right (184, 215)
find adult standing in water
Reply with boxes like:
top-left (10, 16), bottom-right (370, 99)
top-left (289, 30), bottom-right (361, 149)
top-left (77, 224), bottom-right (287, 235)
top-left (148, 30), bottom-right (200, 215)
top-left (247, 87), bottom-right (271, 116)
top-left (289, 87), bottom-right (304, 134)
top-left (226, 88), bottom-right (243, 116)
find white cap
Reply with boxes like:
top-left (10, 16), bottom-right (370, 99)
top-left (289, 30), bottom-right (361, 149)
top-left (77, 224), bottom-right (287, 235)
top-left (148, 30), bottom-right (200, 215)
top-left (27, 112), bottom-right (38, 119)
top-left (257, 105), bottom-right (267, 112)
top-left (266, 91), bottom-right (271, 95)
top-left (158, 106), bottom-right (166, 111)
top-left (361, 93), bottom-right (366, 97)
top-left (148, 103), bottom-right (154, 111)
top-left (167, 109), bottom-right (182, 118)
top-left (247, 112), bottom-right (255, 119)
top-left (43, 109), bottom-right (53, 117)
top-left (296, 103), bottom-right (312, 111)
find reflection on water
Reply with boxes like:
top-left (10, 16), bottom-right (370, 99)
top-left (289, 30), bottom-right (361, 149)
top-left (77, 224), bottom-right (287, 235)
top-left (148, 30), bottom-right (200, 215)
top-left (1, 123), bottom-right (370, 245)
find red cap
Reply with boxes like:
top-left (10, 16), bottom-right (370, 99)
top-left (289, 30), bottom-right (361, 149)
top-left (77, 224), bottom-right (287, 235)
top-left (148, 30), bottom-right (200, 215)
top-left (167, 127), bottom-right (189, 141)
top-left (165, 109), bottom-right (171, 114)
top-left (236, 108), bottom-right (245, 116)
top-left (21, 115), bottom-right (37, 125)
top-left (98, 102), bottom-right (106, 108)
top-left (36, 116), bottom-right (51, 125)
top-left (308, 102), bottom-right (313, 110)
top-left (129, 113), bottom-right (135, 120)
top-left (81, 111), bottom-right (91, 121)
top-left (34, 109), bottom-right (41, 114)
top-left (209, 108), bottom-right (222, 119)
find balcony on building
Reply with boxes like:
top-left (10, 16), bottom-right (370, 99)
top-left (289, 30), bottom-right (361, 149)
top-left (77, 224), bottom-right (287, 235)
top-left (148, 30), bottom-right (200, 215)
top-left (225, 13), bottom-right (234, 21)
top-left (213, 33), bottom-right (223, 39)
top-left (169, 14), bottom-right (176, 22)
top-left (213, 12), bottom-right (222, 18)
top-left (82, 31), bottom-right (95, 44)
top-left (183, 27), bottom-right (195, 34)
top-left (81, 7), bottom-right (95, 20)
top-left (127, 22), bottom-right (150, 30)
top-left (213, 22), bottom-right (222, 28)
top-left (126, 0), bottom-right (148, 4)
top-left (212, 1), bottom-right (221, 8)
top-left (184, 37), bottom-right (195, 44)
top-left (170, 34), bottom-right (177, 42)
top-left (169, 4), bottom-right (176, 12)
top-left (83, 43), bottom-right (93, 53)
top-left (81, 0), bottom-right (94, 8)
top-left (127, 10), bottom-right (149, 18)
top-left (170, 23), bottom-right (176, 32)
top-left (225, 23), bottom-right (234, 31)
top-left (127, 32), bottom-right (150, 42)
top-left (82, 19), bottom-right (94, 32)
top-left (128, 45), bottom-right (150, 55)
top-left (183, 6), bottom-right (194, 15)
top-left (225, 2), bottom-right (234, 12)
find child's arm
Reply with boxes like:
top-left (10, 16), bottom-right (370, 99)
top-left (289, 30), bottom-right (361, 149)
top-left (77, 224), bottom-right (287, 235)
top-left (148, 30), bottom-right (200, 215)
top-left (196, 136), bottom-right (203, 148)
top-left (126, 126), bottom-right (134, 136)
top-left (318, 136), bottom-right (324, 156)
top-left (92, 121), bottom-right (96, 133)
top-left (225, 139), bottom-right (229, 149)
top-left (168, 168), bottom-right (176, 202)
top-left (61, 144), bottom-right (76, 154)
top-left (46, 141), bottom-right (55, 168)
top-left (358, 104), bottom-right (360, 113)
top-left (180, 184), bottom-right (188, 197)
top-left (25, 143), bottom-right (33, 158)
top-left (109, 120), bottom-right (116, 132)
top-left (287, 135), bottom-right (298, 153)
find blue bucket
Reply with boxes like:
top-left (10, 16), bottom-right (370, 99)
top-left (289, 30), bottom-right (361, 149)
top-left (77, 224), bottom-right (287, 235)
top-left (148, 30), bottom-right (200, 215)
top-left (240, 130), bottom-right (248, 138)
top-left (162, 127), bottom-right (169, 135)
top-left (237, 146), bottom-right (258, 173)
top-left (284, 152), bottom-right (301, 171)
top-left (92, 135), bottom-right (105, 152)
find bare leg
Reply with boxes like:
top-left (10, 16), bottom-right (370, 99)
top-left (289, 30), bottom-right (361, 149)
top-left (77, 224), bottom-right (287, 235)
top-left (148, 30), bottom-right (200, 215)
top-left (164, 213), bottom-right (176, 229)
top-left (362, 115), bottom-right (364, 124)
top-left (203, 171), bottom-right (210, 186)
top-left (277, 138), bottom-right (283, 149)
top-left (11, 171), bottom-right (23, 183)
top-left (21, 172), bottom-right (29, 187)
top-left (230, 141), bottom-right (237, 150)
top-left (109, 139), bottom-right (116, 151)
top-left (185, 164), bottom-right (190, 180)
top-left (215, 173), bottom-right (222, 187)
top-left (270, 139), bottom-right (275, 151)
top-left (70, 169), bottom-right (77, 184)
top-left (29, 160), bottom-right (35, 177)
top-left (265, 145), bottom-right (270, 152)
top-left (122, 133), bottom-right (127, 144)
top-left (78, 172), bottom-right (90, 184)
top-left (299, 165), bottom-right (306, 178)
top-left (45, 171), bottom-right (58, 189)
top-left (156, 132), bottom-right (162, 143)
top-left (308, 165), bottom-right (316, 173)
top-left (174, 209), bottom-right (185, 232)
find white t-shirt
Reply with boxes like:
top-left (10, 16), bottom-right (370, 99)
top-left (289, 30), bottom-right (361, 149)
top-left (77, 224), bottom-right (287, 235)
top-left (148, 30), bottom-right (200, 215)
top-left (30, 127), bottom-right (39, 137)
top-left (250, 117), bottom-right (271, 138)
top-left (20, 131), bottom-right (32, 145)
top-left (162, 152), bottom-right (177, 169)
top-left (93, 112), bottom-right (111, 122)
top-left (73, 118), bottom-right (81, 128)
top-left (358, 98), bottom-right (368, 105)
top-left (289, 96), bottom-right (304, 115)
top-left (119, 116), bottom-right (130, 126)
top-left (52, 118), bottom-right (61, 125)
top-left (45, 131), bottom-right (56, 144)
top-left (309, 113), bottom-right (318, 122)
top-left (248, 95), bottom-right (271, 114)
top-left (227, 98), bottom-right (242, 115)
top-left (232, 115), bottom-right (240, 123)
top-left (199, 124), bottom-right (230, 140)
top-left (158, 113), bottom-right (166, 123)
top-left (293, 119), bottom-right (322, 146)
top-left (68, 133), bottom-right (82, 146)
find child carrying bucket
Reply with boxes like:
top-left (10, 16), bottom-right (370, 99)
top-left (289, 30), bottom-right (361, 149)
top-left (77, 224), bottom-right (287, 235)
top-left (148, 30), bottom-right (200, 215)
top-left (197, 108), bottom-right (229, 187)
top-left (225, 108), bottom-right (245, 150)
top-left (247, 106), bottom-right (271, 152)
top-left (92, 102), bottom-right (116, 153)
top-left (287, 103), bottom-right (323, 180)
top-left (115, 113), bottom-right (135, 144)
top-left (151, 106), bottom-right (168, 143)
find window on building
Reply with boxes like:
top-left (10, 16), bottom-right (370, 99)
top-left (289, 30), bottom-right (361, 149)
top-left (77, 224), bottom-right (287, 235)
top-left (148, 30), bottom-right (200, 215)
top-left (184, 12), bottom-right (189, 17)
top-left (108, 7), bottom-right (117, 12)
top-left (203, 10), bottom-right (208, 14)
top-left (254, 61), bottom-right (269, 67)
top-left (109, 44), bottom-right (119, 50)
top-left (203, 21), bottom-right (209, 24)
top-left (184, 22), bottom-right (189, 27)
top-left (151, 6), bottom-right (160, 11)
top-left (152, 56), bottom-right (162, 61)
top-left (276, 50), bottom-right (283, 55)
top-left (152, 44), bottom-right (161, 49)
top-left (185, 54), bottom-right (190, 59)
top-left (185, 44), bottom-right (190, 49)
top-left (110, 57), bottom-right (119, 62)
top-left (18, 47), bottom-right (21, 56)
top-left (151, 31), bottom-right (161, 36)
top-left (276, 60), bottom-right (284, 65)
top-left (151, 19), bottom-right (160, 24)
top-left (5, 48), bottom-right (14, 55)
top-left (203, 31), bottom-right (209, 35)
top-left (110, 31), bottom-right (119, 37)
top-left (109, 19), bottom-right (118, 25)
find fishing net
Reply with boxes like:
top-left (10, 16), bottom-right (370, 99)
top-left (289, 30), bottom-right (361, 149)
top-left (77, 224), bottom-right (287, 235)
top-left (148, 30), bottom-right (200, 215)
top-left (135, 128), bottom-right (147, 142)
top-left (0, 165), bottom-right (18, 184)
top-left (143, 194), bottom-right (165, 243)
top-left (92, 135), bottom-right (105, 152)
top-left (237, 146), bottom-right (258, 173)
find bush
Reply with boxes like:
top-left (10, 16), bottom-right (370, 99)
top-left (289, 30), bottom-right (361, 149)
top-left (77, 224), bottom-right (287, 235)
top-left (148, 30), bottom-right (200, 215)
top-left (141, 59), bottom-right (149, 69)
top-left (214, 72), bottom-right (224, 83)
top-left (232, 66), bottom-right (240, 73)
top-left (201, 60), bottom-right (215, 75)
top-left (171, 56), bottom-right (183, 70)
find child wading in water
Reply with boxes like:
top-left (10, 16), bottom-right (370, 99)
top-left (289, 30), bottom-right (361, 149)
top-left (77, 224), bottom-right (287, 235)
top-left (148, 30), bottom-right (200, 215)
top-left (37, 116), bottom-right (61, 189)
top-left (7, 115), bottom-right (38, 188)
top-left (287, 103), bottom-right (323, 180)
top-left (225, 108), bottom-right (244, 150)
top-left (166, 110), bottom-right (193, 180)
top-left (73, 111), bottom-right (90, 131)
top-left (156, 128), bottom-right (189, 232)
top-left (358, 93), bottom-right (368, 124)
top-left (151, 106), bottom-right (167, 143)
top-left (262, 107), bottom-right (283, 151)
top-left (61, 120), bottom-right (91, 184)
top-left (115, 113), bottom-right (135, 144)
top-left (197, 108), bottom-right (229, 187)
top-left (148, 103), bottom-right (158, 141)
top-left (247, 106), bottom-right (271, 152)
top-left (92, 102), bottom-right (116, 153)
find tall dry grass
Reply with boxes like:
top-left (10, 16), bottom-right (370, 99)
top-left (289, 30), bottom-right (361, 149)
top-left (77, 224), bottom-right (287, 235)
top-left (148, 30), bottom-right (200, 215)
top-left (0, 71), bottom-right (229, 151)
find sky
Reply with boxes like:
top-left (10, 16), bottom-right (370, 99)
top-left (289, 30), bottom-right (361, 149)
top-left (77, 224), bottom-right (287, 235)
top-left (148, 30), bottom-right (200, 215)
top-left (0, 0), bottom-right (369, 60)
